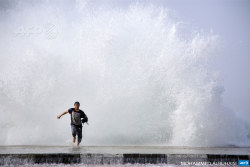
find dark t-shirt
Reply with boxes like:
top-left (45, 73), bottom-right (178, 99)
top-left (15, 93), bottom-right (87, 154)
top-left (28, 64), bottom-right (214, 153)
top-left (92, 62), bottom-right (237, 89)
top-left (68, 108), bottom-right (87, 127)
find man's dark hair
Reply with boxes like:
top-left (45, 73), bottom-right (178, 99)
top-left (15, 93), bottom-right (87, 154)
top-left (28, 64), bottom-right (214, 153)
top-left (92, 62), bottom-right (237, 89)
top-left (74, 101), bottom-right (80, 106)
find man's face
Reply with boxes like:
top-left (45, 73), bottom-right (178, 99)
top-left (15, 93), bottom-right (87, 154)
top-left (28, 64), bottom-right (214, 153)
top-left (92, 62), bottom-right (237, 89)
top-left (74, 103), bottom-right (80, 110)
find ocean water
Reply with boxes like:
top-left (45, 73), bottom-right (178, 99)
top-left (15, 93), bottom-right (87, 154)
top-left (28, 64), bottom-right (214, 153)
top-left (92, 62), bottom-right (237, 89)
top-left (0, 0), bottom-right (249, 147)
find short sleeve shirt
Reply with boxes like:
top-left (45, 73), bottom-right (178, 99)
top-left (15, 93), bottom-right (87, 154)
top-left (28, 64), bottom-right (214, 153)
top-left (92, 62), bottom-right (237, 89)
top-left (68, 108), bottom-right (87, 127)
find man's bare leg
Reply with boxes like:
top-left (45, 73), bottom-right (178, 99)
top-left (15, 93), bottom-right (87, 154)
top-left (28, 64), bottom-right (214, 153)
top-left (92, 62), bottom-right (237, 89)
top-left (77, 141), bottom-right (80, 146)
top-left (73, 136), bottom-right (76, 143)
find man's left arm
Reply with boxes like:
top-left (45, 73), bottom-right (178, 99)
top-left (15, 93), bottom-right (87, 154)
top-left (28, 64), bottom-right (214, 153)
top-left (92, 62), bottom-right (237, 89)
top-left (81, 111), bottom-right (88, 124)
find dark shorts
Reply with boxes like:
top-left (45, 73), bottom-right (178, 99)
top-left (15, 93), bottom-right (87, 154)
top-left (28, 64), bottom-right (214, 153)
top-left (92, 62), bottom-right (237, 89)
top-left (71, 124), bottom-right (82, 142)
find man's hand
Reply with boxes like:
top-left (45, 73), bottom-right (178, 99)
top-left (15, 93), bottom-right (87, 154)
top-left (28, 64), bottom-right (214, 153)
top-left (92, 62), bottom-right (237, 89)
top-left (57, 110), bottom-right (68, 119)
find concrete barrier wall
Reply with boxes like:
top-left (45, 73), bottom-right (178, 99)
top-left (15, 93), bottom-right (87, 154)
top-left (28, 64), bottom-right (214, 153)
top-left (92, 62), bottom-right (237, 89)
top-left (0, 153), bottom-right (249, 165)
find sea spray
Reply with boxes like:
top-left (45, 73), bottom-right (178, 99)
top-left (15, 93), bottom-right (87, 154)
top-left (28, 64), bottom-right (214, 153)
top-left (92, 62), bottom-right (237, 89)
top-left (0, 0), bottom-right (249, 147)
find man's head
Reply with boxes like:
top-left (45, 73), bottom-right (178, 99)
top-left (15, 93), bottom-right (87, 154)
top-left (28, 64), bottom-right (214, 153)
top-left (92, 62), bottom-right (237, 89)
top-left (74, 101), bottom-right (80, 110)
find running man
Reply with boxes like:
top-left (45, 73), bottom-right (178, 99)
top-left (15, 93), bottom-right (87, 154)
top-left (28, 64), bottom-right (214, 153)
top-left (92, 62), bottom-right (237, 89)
top-left (57, 101), bottom-right (88, 146)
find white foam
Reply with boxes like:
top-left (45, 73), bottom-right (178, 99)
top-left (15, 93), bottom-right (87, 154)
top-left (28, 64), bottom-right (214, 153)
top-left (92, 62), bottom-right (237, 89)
top-left (0, 1), bottom-right (249, 147)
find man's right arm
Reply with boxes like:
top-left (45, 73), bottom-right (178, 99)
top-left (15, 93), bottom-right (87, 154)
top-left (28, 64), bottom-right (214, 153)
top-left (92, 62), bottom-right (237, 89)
top-left (57, 110), bottom-right (69, 119)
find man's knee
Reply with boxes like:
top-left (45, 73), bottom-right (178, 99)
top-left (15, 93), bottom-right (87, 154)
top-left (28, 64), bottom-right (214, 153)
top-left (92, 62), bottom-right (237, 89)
top-left (72, 131), bottom-right (76, 137)
top-left (77, 128), bottom-right (82, 142)
top-left (71, 126), bottom-right (77, 136)
top-left (77, 131), bottom-right (82, 139)
top-left (78, 136), bottom-right (82, 143)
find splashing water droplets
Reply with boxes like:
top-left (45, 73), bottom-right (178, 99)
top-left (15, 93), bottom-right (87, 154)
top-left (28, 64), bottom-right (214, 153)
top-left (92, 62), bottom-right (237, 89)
top-left (0, 1), bottom-right (249, 147)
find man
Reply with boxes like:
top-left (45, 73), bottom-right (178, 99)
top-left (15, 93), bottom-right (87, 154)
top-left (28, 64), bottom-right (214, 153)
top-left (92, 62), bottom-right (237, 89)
top-left (57, 101), bottom-right (88, 146)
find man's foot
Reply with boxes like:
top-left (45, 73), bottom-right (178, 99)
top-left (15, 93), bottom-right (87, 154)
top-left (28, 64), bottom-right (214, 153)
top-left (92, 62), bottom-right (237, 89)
top-left (77, 142), bottom-right (80, 146)
top-left (73, 137), bottom-right (76, 143)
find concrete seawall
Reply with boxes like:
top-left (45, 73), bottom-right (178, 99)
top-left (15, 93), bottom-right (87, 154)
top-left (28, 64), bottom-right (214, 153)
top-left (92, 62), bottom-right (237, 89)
top-left (0, 146), bottom-right (249, 165)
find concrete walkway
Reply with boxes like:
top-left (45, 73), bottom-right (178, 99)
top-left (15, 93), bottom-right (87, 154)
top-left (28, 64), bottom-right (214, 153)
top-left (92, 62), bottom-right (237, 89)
top-left (0, 145), bottom-right (249, 155)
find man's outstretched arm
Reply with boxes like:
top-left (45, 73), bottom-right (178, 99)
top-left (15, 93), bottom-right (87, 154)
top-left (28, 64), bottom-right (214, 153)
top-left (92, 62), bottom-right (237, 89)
top-left (57, 110), bottom-right (68, 119)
